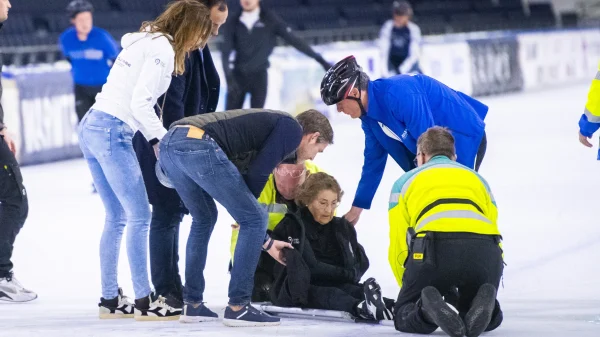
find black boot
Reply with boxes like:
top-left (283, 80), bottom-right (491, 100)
top-left (420, 286), bottom-right (466, 337)
top-left (464, 284), bottom-right (497, 337)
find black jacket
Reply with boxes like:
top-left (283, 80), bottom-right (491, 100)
top-left (220, 7), bottom-right (329, 77)
top-left (171, 109), bottom-right (302, 198)
top-left (133, 47), bottom-right (220, 209)
top-left (269, 208), bottom-right (370, 305)
top-left (0, 23), bottom-right (4, 131)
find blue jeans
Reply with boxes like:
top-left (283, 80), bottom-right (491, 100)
top-left (78, 109), bottom-right (152, 300)
top-left (159, 127), bottom-right (267, 306)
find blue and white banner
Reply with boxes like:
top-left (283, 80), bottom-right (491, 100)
top-left (9, 66), bottom-right (80, 165)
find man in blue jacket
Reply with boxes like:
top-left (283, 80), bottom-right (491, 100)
top-left (320, 56), bottom-right (488, 225)
top-left (59, 0), bottom-right (119, 122)
top-left (132, 0), bottom-right (228, 306)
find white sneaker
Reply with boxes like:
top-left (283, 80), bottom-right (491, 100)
top-left (0, 274), bottom-right (37, 303)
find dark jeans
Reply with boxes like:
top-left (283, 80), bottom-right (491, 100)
top-left (0, 136), bottom-right (28, 278)
top-left (149, 204), bottom-right (184, 300)
top-left (225, 70), bottom-right (268, 110)
top-left (159, 127), bottom-right (268, 306)
top-left (394, 232), bottom-right (504, 334)
top-left (74, 84), bottom-right (102, 122)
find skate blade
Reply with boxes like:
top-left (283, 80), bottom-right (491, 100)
top-left (179, 316), bottom-right (219, 323)
top-left (222, 319), bottom-right (281, 327)
top-left (99, 313), bottom-right (134, 319)
top-left (134, 315), bottom-right (181, 322)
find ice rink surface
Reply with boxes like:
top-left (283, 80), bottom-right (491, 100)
top-left (1, 83), bottom-right (600, 336)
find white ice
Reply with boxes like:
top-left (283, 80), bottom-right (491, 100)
top-left (1, 83), bottom-right (600, 336)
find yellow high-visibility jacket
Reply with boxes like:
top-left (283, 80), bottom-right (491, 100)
top-left (579, 62), bottom-right (600, 138)
top-left (230, 161), bottom-right (324, 261)
top-left (388, 156), bottom-right (500, 287)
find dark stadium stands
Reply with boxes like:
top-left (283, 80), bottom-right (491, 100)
top-left (0, 0), bottom-right (569, 65)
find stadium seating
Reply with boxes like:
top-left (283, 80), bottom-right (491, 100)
top-left (0, 0), bottom-right (567, 65)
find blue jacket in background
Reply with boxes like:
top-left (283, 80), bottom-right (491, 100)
top-left (354, 74), bottom-right (488, 209)
top-left (133, 47), bottom-right (221, 210)
top-left (59, 27), bottom-right (119, 86)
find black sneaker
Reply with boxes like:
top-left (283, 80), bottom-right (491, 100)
top-left (134, 293), bottom-right (182, 321)
top-left (464, 284), bottom-right (497, 337)
top-left (179, 302), bottom-right (219, 323)
top-left (223, 303), bottom-right (280, 327)
top-left (420, 286), bottom-right (465, 337)
top-left (98, 288), bottom-right (134, 319)
top-left (363, 278), bottom-right (394, 320)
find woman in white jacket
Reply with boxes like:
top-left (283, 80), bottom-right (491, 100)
top-left (77, 0), bottom-right (213, 321)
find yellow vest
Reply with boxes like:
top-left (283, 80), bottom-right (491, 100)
top-left (388, 156), bottom-right (500, 287)
top-left (230, 161), bottom-right (324, 261)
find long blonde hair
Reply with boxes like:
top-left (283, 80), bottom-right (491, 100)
top-left (140, 0), bottom-right (213, 75)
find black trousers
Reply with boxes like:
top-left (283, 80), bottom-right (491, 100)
top-left (74, 84), bottom-right (102, 122)
top-left (475, 131), bottom-right (487, 172)
top-left (307, 283), bottom-right (363, 313)
top-left (0, 136), bottom-right (28, 278)
top-left (149, 204), bottom-right (184, 300)
top-left (394, 232), bottom-right (504, 334)
top-left (225, 70), bottom-right (268, 110)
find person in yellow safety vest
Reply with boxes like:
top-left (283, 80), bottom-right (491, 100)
top-left (578, 63), bottom-right (600, 151)
top-left (230, 160), bottom-right (325, 259)
top-left (388, 126), bottom-right (503, 337)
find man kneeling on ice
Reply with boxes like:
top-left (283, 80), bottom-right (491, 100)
top-left (388, 126), bottom-right (503, 337)
top-left (268, 172), bottom-right (394, 321)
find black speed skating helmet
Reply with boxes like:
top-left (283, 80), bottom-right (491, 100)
top-left (320, 55), bottom-right (363, 106)
top-left (66, 0), bottom-right (94, 18)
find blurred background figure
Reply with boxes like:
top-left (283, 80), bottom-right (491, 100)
top-left (378, 1), bottom-right (422, 77)
top-left (221, 0), bottom-right (330, 110)
top-left (59, 0), bottom-right (118, 123)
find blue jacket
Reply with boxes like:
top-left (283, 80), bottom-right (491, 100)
top-left (59, 27), bottom-right (119, 86)
top-left (133, 47), bottom-right (221, 210)
top-left (353, 74), bottom-right (488, 209)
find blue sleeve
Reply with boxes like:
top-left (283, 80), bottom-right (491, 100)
top-left (245, 117), bottom-right (303, 198)
top-left (58, 33), bottom-right (69, 59)
top-left (579, 114), bottom-right (600, 138)
top-left (389, 91), bottom-right (434, 142)
top-left (161, 56), bottom-right (192, 128)
top-left (353, 121), bottom-right (388, 210)
top-left (101, 30), bottom-right (119, 61)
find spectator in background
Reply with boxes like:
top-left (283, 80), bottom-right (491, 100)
top-left (132, 0), bottom-right (228, 308)
top-left (221, 0), bottom-right (330, 110)
top-left (59, 0), bottom-right (119, 123)
top-left (0, 0), bottom-right (37, 304)
top-left (378, 1), bottom-right (422, 77)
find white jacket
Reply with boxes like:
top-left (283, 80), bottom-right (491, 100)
top-left (378, 20), bottom-right (421, 78)
top-left (92, 31), bottom-right (174, 141)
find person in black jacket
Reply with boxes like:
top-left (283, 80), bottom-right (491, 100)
top-left (132, 0), bottom-right (228, 304)
top-left (269, 172), bottom-right (393, 321)
top-left (221, 0), bottom-right (331, 110)
top-left (0, 0), bottom-right (37, 303)
top-left (158, 108), bottom-right (334, 326)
